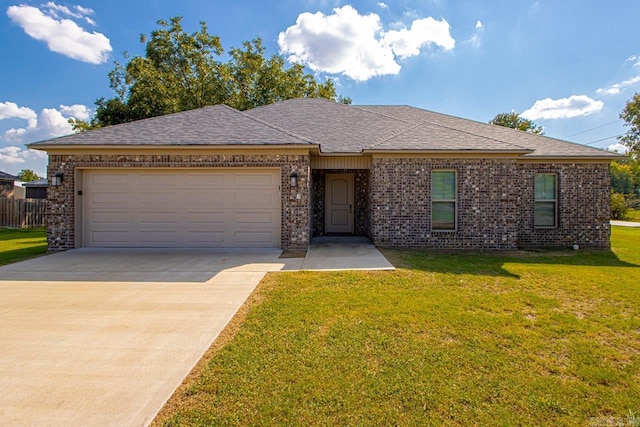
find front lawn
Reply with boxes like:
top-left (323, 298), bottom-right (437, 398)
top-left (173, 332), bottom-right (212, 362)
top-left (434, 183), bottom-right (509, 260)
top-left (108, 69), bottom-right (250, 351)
top-left (155, 228), bottom-right (640, 426)
top-left (626, 208), bottom-right (640, 221)
top-left (0, 227), bottom-right (47, 266)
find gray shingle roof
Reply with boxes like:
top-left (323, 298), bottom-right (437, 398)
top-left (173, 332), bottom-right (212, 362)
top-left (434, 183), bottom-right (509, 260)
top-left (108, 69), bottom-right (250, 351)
top-left (358, 105), bottom-right (618, 157)
top-left (0, 171), bottom-right (17, 180)
top-left (30, 98), bottom-right (620, 159)
top-left (29, 105), bottom-right (313, 146)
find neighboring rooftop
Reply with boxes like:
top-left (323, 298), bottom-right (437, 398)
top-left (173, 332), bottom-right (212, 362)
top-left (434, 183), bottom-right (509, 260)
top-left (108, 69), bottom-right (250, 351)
top-left (23, 179), bottom-right (48, 187)
top-left (30, 98), bottom-right (621, 159)
top-left (0, 171), bottom-right (17, 180)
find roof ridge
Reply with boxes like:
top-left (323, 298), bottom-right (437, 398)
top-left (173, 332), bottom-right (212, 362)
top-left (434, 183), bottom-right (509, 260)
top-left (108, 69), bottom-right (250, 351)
top-left (369, 114), bottom-right (532, 151)
top-left (418, 118), bottom-right (531, 151)
top-left (352, 104), bottom-right (418, 125)
top-left (231, 104), bottom-right (316, 145)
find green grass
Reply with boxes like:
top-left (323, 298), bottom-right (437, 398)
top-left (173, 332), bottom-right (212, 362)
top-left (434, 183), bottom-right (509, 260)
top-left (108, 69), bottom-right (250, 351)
top-left (0, 227), bottom-right (47, 266)
top-left (156, 228), bottom-right (640, 427)
top-left (626, 208), bottom-right (640, 221)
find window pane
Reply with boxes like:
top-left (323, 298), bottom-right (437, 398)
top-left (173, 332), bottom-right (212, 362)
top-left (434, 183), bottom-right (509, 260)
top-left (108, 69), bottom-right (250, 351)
top-left (432, 171), bottom-right (456, 200)
top-left (535, 174), bottom-right (556, 200)
top-left (535, 201), bottom-right (556, 226)
top-left (433, 202), bottom-right (455, 230)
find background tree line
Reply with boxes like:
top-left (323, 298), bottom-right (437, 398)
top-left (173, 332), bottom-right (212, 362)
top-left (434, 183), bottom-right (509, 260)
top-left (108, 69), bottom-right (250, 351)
top-left (72, 16), bottom-right (348, 130)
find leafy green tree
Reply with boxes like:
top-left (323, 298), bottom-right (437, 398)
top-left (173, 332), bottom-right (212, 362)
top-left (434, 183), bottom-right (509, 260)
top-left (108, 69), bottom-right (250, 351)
top-left (611, 161), bottom-right (636, 195)
top-left (223, 37), bottom-right (337, 111)
top-left (620, 92), bottom-right (640, 159)
top-left (489, 112), bottom-right (544, 135)
top-left (81, 17), bottom-right (339, 129)
top-left (17, 169), bottom-right (40, 182)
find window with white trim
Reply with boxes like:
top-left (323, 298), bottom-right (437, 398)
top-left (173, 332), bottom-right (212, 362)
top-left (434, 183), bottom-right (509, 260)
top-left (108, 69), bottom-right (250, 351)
top-left (432, 170), bottom-right (457, 231)
top-left (535, 173), bottom-right (557, 227)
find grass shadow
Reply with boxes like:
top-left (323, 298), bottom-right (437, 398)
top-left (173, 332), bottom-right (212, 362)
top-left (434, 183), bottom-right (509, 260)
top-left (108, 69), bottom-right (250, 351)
top-left (380, 247), bottom-right (638, 279)
top-left (0, 246), bottom-right (48, 266)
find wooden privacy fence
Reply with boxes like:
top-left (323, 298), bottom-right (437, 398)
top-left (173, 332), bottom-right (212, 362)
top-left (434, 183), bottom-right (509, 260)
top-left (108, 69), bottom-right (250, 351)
top-left (0, 199), bottom-right (47, 228)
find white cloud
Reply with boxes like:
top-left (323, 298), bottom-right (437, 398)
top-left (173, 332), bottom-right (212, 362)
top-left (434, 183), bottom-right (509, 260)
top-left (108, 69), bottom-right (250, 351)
top-left (0, 101), bottom-right (37, 120)
top-left (0, 146), bottom-right (47, 178)
top-left (378, 2), bottom-right (388, 9)
top-left (596, 75), bottom-right (640, 96)
top-left (0, 146), bottom-right (26, 164)
top-left (2, 106), bottom-right (85, 144)
top-left (59, 104), bottom-right (91, 121)
top-left (522, 95), bottom-right (604, 120)
top-left (6, 3), bottom-right (111, 64)
top-left (278, 5), bottom-right (455, 81)
top-left (384, 17), bottom-right (455, 59)
top-left (467, 20), bottom-right (485, 48)
top-left (607, 142), bottom-right (629, 154)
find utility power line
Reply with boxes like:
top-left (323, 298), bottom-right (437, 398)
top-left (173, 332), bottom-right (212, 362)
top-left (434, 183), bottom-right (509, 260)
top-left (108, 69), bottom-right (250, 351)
top-left (562, 119), bottom-right (621, 138)
top-left (583, 134), bottom-right (625, 145)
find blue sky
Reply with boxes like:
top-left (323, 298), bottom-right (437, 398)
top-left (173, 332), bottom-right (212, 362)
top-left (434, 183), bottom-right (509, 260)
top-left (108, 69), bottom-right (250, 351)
top-left (1, 0), bottom-right (639, 177)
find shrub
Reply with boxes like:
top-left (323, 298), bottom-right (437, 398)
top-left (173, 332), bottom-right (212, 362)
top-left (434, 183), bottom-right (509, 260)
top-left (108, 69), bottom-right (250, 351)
top-left (611, 191), bottom-right (628, 219)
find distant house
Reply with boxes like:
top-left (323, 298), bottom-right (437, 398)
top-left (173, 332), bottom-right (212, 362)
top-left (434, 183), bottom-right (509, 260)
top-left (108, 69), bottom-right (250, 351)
top-left (0, 171), bottom-right (17, 198)
top-left (23, 179), bottom-right (48, 199)
top-left (29, 98), bottom-right (621, 252)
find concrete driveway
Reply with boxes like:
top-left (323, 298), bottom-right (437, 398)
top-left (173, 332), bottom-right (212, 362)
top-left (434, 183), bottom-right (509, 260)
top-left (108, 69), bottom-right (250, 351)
top-left (0, 248), bottom-right (302, 426)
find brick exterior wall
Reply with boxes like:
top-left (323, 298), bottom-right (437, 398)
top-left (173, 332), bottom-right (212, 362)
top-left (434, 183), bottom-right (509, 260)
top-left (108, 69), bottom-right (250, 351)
top-left (311, 169), bottom-right (369, 237)
top-left (46, 152), bottom-right (611, 252)
top-left (46, 153), bottom-right (310, 251)
top-left (368, 158), bottom-right (611, 250)
top-left (516, 162), bottom-right (611, 248)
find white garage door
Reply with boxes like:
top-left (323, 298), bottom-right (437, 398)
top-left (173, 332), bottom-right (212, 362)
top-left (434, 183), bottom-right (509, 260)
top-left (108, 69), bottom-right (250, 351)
top-left (82, 169), bottom-right (281, 248)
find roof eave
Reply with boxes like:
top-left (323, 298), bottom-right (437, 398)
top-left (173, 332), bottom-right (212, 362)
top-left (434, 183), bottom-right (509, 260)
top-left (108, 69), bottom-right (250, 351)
top-left (362, 149), bottom-right (534, 155)
top-left (29, 143), bottom-right (317, 152)
top-left (517, 155), bottom-right (624, 162)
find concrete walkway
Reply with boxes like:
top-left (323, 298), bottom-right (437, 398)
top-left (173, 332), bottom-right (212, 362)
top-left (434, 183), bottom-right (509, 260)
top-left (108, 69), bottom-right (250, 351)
top-left (0, 248), bottom-right (301, 427)
top-left (611, 220), bottom-right (640, 228)
top-left (301, 236), bottom-right (395, 271)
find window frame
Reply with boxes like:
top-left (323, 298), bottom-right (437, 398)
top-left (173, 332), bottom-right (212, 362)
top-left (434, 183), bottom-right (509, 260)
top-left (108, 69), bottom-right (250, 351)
top-left (431, 169), bottom-right (457, 232)
top-left (534, 173), bottom-right (558, 228)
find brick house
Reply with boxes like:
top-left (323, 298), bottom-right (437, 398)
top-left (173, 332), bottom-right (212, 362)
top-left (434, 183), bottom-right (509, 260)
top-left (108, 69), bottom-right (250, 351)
top-left (29, 98), bottom-right (619, 252)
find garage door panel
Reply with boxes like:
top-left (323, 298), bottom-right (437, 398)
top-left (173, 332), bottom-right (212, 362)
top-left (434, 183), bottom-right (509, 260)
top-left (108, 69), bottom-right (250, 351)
top-left (90, 231), bottom-right (130, 245)
top-left (138, 211), bottom-right (179, 224)
top-left (91, 212), bottom-right (129, 224)
top-left (91, 192), bottom-right (129, 205)
top-left (185, 231), bottom-right (225, 244)
top-left (186, 174), bottom-right (225, 187)
top-left (185, 211), bottom-right (225, 224)
top-left (233, 191), bottom-right (277, 208)
top-left (234, 173), bottom-right (277, 187)
top-left (234, 231), bottom-right (274, 244)
top-left (83, 169), bottom-right (281, 248)
top-left (139, 174), bottom-right (177, 187)
top-left (90, 173), bottom-right (129, 185)
top-left (235, 212), bottom-right (274, 224)
top-left (139, 192), bottom-right (179, 206)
